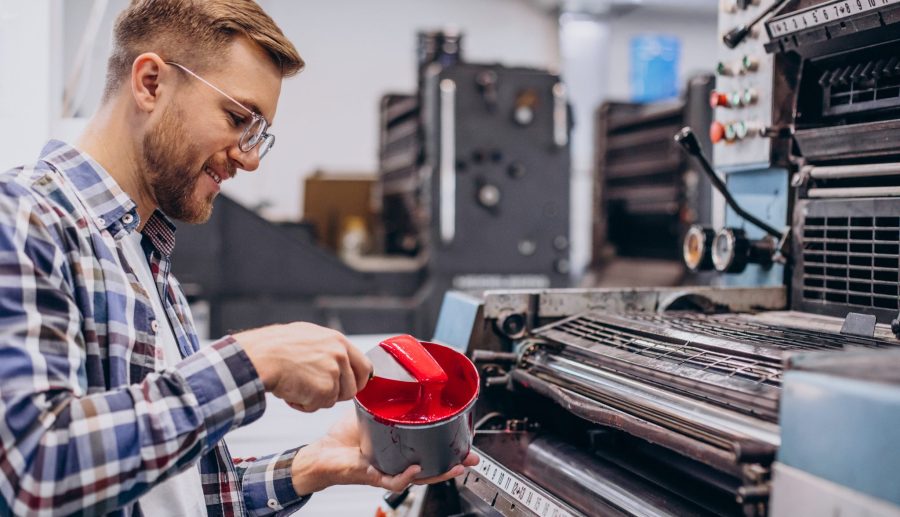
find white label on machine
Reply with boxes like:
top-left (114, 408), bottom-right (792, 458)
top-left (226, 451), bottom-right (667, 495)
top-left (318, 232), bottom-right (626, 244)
top-left (475, 455), bottom-right (578, 517)
top-left (768, 0), bottom-right (900, 38)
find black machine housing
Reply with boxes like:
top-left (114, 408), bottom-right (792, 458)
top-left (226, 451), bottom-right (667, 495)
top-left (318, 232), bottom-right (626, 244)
top-left (763, 0), bottom-right (900, 323)
top-left (421, 63), bottom-right (571, 287)
top-left (591, 74), bottom-right (715, 286)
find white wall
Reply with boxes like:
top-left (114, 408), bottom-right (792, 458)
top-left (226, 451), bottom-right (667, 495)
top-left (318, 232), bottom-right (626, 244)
top-left (604, 6), bottom-right (718, 101)
top-left (0, 1), bottom-right (54, 169)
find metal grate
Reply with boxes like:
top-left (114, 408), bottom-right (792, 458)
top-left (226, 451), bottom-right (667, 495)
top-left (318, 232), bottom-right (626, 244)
top-left (627, 312), bottom-right (895, 351)
top-left (821, 57), bottom-right (900, 116)
top-left (533, 311), bottom-right (899, 421)
top-left (801, 216), bottom-right (900, 311)
top-left (552, 314), bottom-right (782, 387)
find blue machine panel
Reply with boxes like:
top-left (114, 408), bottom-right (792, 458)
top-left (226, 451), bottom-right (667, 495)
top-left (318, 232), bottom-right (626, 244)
top-left (722, 167), bottom-right (788, 287)
top-left (779, 364), bottom-right (900, 506)
top-left (432, 291), bottom-right (483, 352)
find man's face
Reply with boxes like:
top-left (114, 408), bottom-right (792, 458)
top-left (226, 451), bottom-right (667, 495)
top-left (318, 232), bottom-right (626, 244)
top-left (141, 37), bottom-right (282, 223)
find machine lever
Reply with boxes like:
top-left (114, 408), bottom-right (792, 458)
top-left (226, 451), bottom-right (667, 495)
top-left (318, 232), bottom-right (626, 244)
top-left (723, 0), bottom-right (789, 49)
top-left (675, 127), bottom-right (786, 243)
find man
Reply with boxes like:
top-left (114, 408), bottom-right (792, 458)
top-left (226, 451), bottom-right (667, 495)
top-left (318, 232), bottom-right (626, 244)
top-left (0, 0), bottom-right (476, 515)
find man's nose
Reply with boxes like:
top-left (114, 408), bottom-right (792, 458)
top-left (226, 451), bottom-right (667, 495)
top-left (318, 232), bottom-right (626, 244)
top-left (228, 143), bottom-right (261, 172)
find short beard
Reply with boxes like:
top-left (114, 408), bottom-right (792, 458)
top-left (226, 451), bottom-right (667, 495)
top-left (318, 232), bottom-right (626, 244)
top-left (142, 102), bottom-right (215, 224)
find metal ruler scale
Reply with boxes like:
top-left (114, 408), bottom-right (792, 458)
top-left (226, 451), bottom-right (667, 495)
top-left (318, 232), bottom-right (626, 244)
top-left (767, 0), bottom-right (900, 38)
top-left (460, 451), bottom-right (584, 517)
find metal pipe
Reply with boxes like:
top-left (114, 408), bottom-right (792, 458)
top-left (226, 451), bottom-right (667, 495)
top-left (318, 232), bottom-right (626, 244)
top-left (526, 352), bottom-right (781, 447)
top-left (523, 436), bottom-right (708, 517)
top-left (472, 350), bottom-right (519, 363)
top-left (510, 370), bottom-right (744, 476)
top-left (804, 162), bottom-right (900, 179)
top-left (807, 186), bottom-right (900, 198)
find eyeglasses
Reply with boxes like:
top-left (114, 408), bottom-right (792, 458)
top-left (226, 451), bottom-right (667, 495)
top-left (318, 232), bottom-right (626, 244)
top-left (165, 61), bottom-right (275, 160)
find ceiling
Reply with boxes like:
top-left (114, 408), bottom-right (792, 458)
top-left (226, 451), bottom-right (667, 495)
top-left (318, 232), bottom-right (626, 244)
top-left (524, 0), bottom-right (718, 17)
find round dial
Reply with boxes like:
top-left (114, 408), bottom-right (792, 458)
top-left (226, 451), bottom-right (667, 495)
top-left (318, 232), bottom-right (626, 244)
top-left (683, 225), bottom-right (713, 271)
top-left (712, 228), bottom-right (752, 273)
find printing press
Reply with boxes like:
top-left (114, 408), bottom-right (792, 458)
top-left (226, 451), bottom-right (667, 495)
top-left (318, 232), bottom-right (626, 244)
top-left (390, 1), bottom-right (900, 515)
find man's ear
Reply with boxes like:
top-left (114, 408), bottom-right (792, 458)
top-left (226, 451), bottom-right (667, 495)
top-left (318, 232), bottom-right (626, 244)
top-left (130, 53), bottom-right (168, 113)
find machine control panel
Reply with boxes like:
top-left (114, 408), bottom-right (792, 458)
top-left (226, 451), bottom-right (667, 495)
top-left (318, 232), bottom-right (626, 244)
top-left (713, 0), bottom-right (778, 167)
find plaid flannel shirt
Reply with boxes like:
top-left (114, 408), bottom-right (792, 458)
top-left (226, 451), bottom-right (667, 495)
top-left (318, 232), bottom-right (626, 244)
top-left (0, 141), bottom-right (310, 516)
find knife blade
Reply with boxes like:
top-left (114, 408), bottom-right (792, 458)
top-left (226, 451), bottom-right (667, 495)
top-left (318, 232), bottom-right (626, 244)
top-left (367, 344), bottom-right (417, 382)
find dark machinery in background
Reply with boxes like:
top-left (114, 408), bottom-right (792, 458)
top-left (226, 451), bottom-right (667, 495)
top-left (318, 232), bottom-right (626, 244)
top-left (590, 74), bottom-right (715, 287)
top-left (380, 30), bottom-right (464, 257)
top-left (381, 1), bottom-right (900, 516)
top-left (381, 30), bottom-right (571, 285)
top-left (172, 30), bottom-right (571, 338)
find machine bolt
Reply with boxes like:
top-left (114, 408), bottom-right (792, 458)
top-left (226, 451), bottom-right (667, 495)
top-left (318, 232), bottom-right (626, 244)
top-left (518, 239), bottom-right (537, 256)
top-left (478, 184), bottom-right (501, 207)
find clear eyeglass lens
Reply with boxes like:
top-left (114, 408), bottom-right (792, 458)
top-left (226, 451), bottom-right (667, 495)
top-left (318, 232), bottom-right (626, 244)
top-left (241, 117), bottom-right (266, 150)
top-left (258, 134), bottom-right (275, 159)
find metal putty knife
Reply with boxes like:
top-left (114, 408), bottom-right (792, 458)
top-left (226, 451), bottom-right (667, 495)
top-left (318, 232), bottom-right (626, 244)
top-left (367, 344), bottom-right (417, 382)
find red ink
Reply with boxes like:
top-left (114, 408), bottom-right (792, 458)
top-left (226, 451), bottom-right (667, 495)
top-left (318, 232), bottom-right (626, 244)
top-left (379, 334), bottom-right (448, 384)
top-left (378, 334), bottom-right (449, 420)
top-left (356, 338), bottom-right (478, 425)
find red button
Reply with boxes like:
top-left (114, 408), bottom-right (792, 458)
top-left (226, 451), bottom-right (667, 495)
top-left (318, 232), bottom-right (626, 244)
top-left (709, 91), bottom-right (729, 108)
top-left (710, 121), bottom-right (726, 144)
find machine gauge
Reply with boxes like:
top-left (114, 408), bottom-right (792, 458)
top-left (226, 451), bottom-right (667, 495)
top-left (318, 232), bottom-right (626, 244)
top-left (682, 225), bottom-right (715, 272)
top-left (712, 228), bottom-right (750, 273)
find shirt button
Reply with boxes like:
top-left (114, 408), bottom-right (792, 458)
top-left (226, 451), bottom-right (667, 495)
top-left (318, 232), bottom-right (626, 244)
top-left (150, 319), bottom-right (159, 334)
top-left (96, 217), bottom-right (106, 226)
top-left (122, 213), bottom-right (134, 224)
top-left (267, 498), bottom-right (281, 510)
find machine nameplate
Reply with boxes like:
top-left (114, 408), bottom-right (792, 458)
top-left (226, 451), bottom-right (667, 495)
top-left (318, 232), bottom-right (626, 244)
top-left (767, 0), bottom-right (900, 38)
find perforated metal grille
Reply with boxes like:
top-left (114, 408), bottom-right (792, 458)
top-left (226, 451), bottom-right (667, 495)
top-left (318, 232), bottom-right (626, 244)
top-left (821, 57), bottom-right (900, 116)
top-left (801, 216), bottom-right (900, 311)
top-left (548, 313), bottom-right (783, 387)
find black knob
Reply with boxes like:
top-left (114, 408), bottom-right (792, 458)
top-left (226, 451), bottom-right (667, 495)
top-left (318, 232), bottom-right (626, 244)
top-left (507, 162), bottom-right (526, 179)
top-left (500, 313), bottom-right (526, 337)
top-left (723, 24), bottom-right (751, 49)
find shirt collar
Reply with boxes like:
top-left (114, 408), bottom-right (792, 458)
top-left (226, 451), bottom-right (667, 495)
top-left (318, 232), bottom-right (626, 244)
top-left (38, 140), bottom-right (178, 257)
top-left (142, 210), bottom-right (177, 257)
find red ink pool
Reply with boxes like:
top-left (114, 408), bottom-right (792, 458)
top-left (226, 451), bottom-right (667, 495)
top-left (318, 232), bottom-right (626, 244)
top-left (356, 337), bottom-right (479, 425)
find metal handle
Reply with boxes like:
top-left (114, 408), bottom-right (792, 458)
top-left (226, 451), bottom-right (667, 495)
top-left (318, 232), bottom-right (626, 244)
top-left (439, 79), bottom-right (456, 244)
top-left (552, 82), bottom-right (568, 148)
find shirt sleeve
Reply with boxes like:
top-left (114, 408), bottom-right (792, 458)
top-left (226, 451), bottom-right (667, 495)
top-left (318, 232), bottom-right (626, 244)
top-left (234, 448), bottom-right (312, 516)
top-left (0, 190), bottom-right (267, 515)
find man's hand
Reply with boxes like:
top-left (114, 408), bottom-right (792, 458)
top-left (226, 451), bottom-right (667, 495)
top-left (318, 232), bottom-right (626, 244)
top-left (290, 411), bottom-right (480, 495)
top-left (233, 322), bottom-right (372, 412)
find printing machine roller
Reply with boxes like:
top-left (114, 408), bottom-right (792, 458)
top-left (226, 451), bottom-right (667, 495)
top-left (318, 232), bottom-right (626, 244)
top-left (400, 287), bottom-right (900, 517)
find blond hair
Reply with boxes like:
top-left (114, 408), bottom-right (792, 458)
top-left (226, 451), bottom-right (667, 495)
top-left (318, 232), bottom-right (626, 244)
top-left (103, 0), bottom-right (303, 101)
